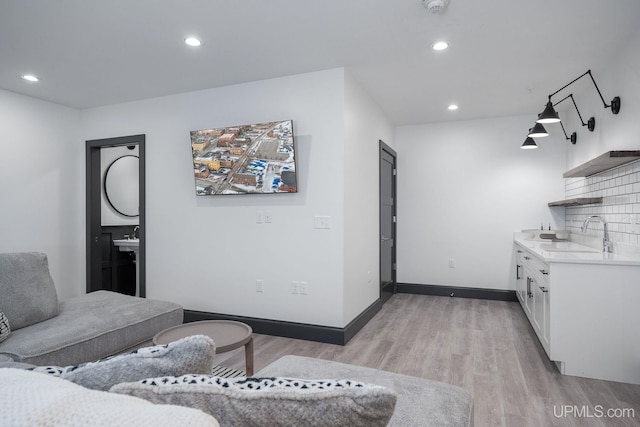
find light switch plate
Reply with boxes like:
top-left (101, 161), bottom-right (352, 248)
top-left (291, 281), bottom-right (300, 294)
top-left (314, 215), bottom-right (331, 229)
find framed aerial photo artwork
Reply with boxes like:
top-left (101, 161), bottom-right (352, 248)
top-left (189, 120), bottom-right (297, 196)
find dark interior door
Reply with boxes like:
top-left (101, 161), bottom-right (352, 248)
top-left (379, 140), bottom-right (397, 303)
top-left (86, 145), bottom-right (102, 292)
top-left (86, 135), bottom-right (146, 297)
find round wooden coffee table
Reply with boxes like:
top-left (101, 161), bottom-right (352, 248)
top-left (153, 320), bottom-right (254, 376)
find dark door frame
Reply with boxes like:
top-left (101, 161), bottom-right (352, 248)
top-left (379, 140), bottom-right (397, 303)
top-left (86, 134), bottom-right (146, 297)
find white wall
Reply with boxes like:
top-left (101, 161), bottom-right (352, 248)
top-left (81, 69), bottom-right (364, 327)
top-left (12, 32), bottom-right (637, 325)
top-left (0, 89), bottom-right (84, 300)
top-left (343, 71), bottom-right (395, 322)
top-left (395, 115), bottom-right (566, 290)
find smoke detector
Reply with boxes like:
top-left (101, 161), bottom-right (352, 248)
top-left (422, 0), bottom-right (449, 13)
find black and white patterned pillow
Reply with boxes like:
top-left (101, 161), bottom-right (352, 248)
top-left (140, 375), bottom-right (370, 391)
top-left (29, 344), bottom-right (180, 377)
top-left (111, 374), bottom-right (397, 427)
top-left (0, 311), bottom-right (10, 343)
top-left (28, 335), bottom-right (216, 391)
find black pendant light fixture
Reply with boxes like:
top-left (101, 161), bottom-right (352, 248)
top-left (524, 69), bottom-right (621, 149)
top-left (537, 101), bottom-right (561, 124)
top-left (528, 122), bottom-right (549, 138)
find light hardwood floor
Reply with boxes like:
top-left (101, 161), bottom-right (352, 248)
top-left (214, 294), bottom-right (640, 427)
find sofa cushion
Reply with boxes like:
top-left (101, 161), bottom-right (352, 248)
top-left (28, 335), bottom-right (216, 391)
top-left (0, 290), bottom-right (183, 366)
top-left (111, 374), bottom-right (397, 427)
top-left (0, 368), bottom-right (220, 426)
top-left (0, 252), bottom-right (58, 330)
top-left (256, 355), bottom-right (474, 427)
top-left (0, 312), bottom-right (10, 343)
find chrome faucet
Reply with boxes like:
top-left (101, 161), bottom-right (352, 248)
top-left (581, 215), bottom-right (612, 253)
top-left (133, 226), bottom-right (139, 240)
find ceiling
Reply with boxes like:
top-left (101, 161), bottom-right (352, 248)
top-left (1, 0), bottom-right (639, 126)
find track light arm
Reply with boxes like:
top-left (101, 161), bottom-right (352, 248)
top-left (554, 94), bottom-right (595, 132)
top-left (559, 122), bottom-right (577, 145)
top-left (547, 69), bottom-right (620, 114)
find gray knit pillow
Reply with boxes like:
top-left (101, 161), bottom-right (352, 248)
top-left (0, 252), bottom-right (58, 330)
top-left (111, 375), bottom-right (397, 427)
top-left (29, 335), bottom-right (216, 391)
top-left (0, 311), bottom-right (10, 343)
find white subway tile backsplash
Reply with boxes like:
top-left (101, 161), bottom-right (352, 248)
top-left (565, 159), bottom-right (640, 249)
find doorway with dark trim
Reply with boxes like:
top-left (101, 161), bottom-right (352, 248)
top-left (379, 140), bottom-right (397, 304)
top-left (86, 134), bottom-right (146, 297)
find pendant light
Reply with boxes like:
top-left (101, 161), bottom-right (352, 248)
top-left (525, 69), bottom-right (620, 149)
top-left (537, 101), bottom-right (560, 123)
top-left (521, 137), bottom-right (538, 149)
top-left (528, 123), bottom-right (549, 138)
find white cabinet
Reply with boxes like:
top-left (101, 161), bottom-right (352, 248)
top-left (514, 246), bottom-right (550, 356)
top-left (513, 241), bottom-right (640, 384)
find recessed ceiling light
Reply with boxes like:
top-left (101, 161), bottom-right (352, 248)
top-left (432, 41), bottom-right (449, 51)
top-left (21, 74), bottom-right (39, 82)
top-left (448, 104), bottom-right (458, 111)
top-left (184, 37), bottom-right (201, 47)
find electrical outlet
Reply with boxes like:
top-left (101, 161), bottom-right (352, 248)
top-left (291, 281), bottom-right (300, 294)
top-left (264, 210), bottom-right (272, 223)
top-left (256, 210), bottom-right (264, 224)
top-left (449, 258), bottom-right (456, 268)
top-left (256, 279), bottom-right (263, 292)
top-left (300, 281), bottom-right (308, 295)
top-left (314, 215), bottom-right (331, 229)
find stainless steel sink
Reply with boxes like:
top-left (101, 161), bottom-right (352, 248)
top-left (539, 242), bottom-right (600, 253)
top-left (113, 238), bottom-right (139, 253)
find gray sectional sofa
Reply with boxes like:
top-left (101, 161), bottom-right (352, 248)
top-left (2, 346), bottom-right (474, 426)
top-left (0, 252), bottom-right (183, 366)
top-left (1, 252), bottom-right (474, 426)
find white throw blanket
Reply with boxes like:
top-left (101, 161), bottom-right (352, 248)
top-left (0, 368), bottom-right (220, 426)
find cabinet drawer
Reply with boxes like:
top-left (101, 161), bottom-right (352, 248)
top-left (530, 258), bottom-right (550, 292)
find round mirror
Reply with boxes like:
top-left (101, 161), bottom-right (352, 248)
top-left (104, 155), bottom-right (139, 217)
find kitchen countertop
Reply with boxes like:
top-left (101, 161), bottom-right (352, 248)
top-left (514, 232), bottom-right (640, 266)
